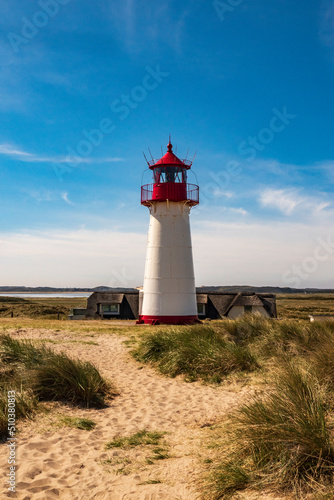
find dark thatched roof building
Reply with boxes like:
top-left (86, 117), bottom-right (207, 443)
top-left (81, 290), bottom-right (276, 320)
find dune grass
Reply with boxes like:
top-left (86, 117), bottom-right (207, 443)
top-left (0, 385), bottom-right (37, 439)
top-left (33, 352), bottom-right (115, 407)
top-left (132, 325), bottom-right (259, 383)
top-left (0, 334), bottom-right (117, 438)
top-left (206, 363), bottom-right (334, 498)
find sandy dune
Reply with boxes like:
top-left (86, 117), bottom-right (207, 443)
top-left (0, 328), bottom-right (283, 500)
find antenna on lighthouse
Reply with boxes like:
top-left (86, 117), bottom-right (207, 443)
top-left (185, 148), bottom-right (190, 160)
top-left (143, 151), bottom-right (149, 165)
top-left (148, 147), bottom-right (154, 162)
top-left (192, 150), bottom-right (197, 163)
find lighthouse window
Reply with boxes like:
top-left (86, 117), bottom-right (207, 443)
top-left (154, 167), bottom-right (186, 183)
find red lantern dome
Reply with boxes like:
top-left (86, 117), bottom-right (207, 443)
top-left (141, 140), bottom-right (199, 207)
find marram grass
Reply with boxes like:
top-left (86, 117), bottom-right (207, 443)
top-left (206, 364), bottom-right (334, 499)
top-left (0, 334), bottom-right (117, 435)
top-left (132, 325), bottom-right (259, 383)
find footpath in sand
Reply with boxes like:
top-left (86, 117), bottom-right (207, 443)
top-left (0, 328), bottom-right (284, 500)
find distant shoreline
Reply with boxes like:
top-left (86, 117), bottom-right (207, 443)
top-left (1, 287), bottom-right (334, 294)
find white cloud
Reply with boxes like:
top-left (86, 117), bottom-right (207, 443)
top-left (0, 143), bottom-right (124, 164)
top-left (0, 229), bottom-right (147, 288)
top-left (211, 189), bottom-right (234, 199)
top-left (105, 0), bottom-right (191, 54)
top-left (259, 188), bottom-right (303, 215)
top-left (192, 220), bottom-right (334, 288)
top-left (259, 188), bottom-right (331, 216)
top-left (319, 1), bottom-right (334, 49)
top-left (1, 220), bottom-right (334, 288)
top-left (61, 192), bottom-right (74, 205)
top-left (229, 208), bottom-right (248, 216)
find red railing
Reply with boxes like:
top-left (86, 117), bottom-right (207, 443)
top-left (141, 183), bottom-right (199, 206)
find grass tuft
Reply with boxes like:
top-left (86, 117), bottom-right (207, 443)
top-left (106, 430), bottom-right (165, 449)
top-left (60, 416), bottom-right (96, 430)
top-left (33, 352), bottom-right (116, 408)
top-left (132, 325), bottom-right (259, 383)
top-left (0, 334), bottom-right (117, 434)
top-left (207, 364), bottom-right (334, 498)
top-left (0, 385), bottom-right (37, 439)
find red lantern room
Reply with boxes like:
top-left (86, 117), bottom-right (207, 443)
top-left (141, 140), bottom-right (199, 207)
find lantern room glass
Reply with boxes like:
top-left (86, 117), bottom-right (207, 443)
top-left (153, 166), bottom-right (187, 184)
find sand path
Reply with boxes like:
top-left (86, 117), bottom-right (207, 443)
top-left (0, 329), bottom-right (274, 500)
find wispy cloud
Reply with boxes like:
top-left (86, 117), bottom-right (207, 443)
top-left (319, 1), bottom-right (334, 49)
top-left (105, 0), bottom-right (191, 54)
top-left (259, 188), bottom-right (331, 216)
top-left (61, 192), bottom-right (74, 205)
top-left (229, 207), bottom-right (248, 216)
top-left (0, 143), bottom-right (124, 164)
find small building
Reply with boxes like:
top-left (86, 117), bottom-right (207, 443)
top-left (85, 292), bottom-right (139, 320)
top-left (84, 290), bottom-right (276, 320)
top-left (196, 292), bottom-right (276, 320)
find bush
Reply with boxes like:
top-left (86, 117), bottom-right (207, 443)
top-left (208, 364), bottom-right (334, 497)
top-left (133, 325), bottom-right (259, 383)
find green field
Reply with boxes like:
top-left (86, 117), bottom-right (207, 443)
top-left (0, 296), bottom-right (87, 319)
top-left (277, 293), bottom-right (334, 319)
top-left (1, 293), bottom-right (334, 321)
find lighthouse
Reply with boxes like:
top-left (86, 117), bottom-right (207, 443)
top-left (138, 139), bottom-right (199, 325)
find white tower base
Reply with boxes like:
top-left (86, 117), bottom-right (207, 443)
top-left (140, 201), bottom-right (198, 324)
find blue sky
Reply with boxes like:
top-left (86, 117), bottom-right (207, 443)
top-left (0, 0), bottom-right (334, 288)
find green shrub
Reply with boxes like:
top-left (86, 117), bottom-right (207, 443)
top-left (133, 325), bottom-right (259, 382)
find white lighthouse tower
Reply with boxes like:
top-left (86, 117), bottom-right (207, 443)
top-left (138, 139), bottom-right (199, 325)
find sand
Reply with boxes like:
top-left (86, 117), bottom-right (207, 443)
top-left (0, 327), bottom-right (287, 500)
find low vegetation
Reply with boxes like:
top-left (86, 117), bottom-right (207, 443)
top-left (201, 317), bottom-right (334, 499)
top-left (0, 334), bottom-right (117, 439)
top-left (106, 430), bottom-right (165, 449)
top-left (105, 430), bottom-right (170, 471)
top-left (2, 294), bottom-right (334, 497)
top-left (206, 364), bottom-right (334, 498)
top-left (0, 296), bottom-right (86, 319)
top-left (132, 325), bottom-right (259, 383)
top-left (0, 385), bottom-right (37, 439)
top-left (60, 416), bottom-right (96, 431)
